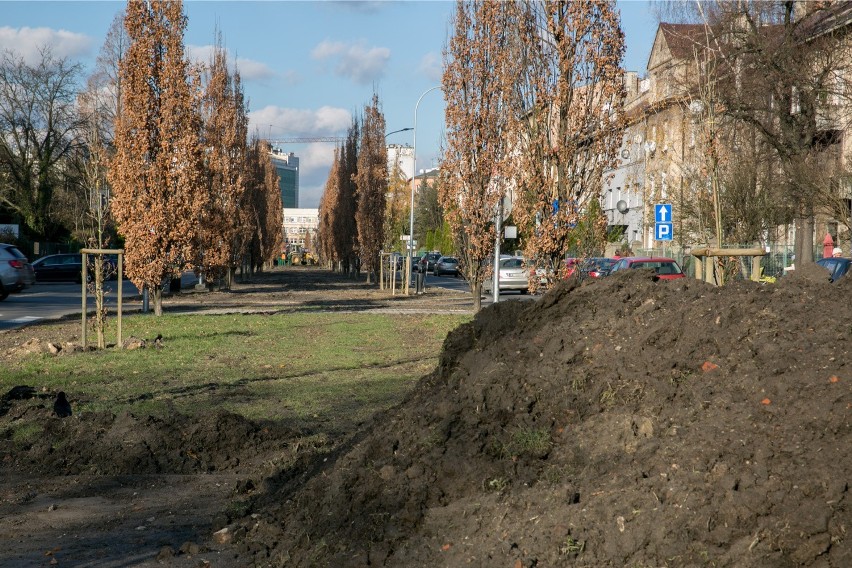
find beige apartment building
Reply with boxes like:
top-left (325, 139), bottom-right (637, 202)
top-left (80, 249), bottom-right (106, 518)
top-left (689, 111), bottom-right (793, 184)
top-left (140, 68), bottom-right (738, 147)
top-left (607, 7), bottom-right (852, 258)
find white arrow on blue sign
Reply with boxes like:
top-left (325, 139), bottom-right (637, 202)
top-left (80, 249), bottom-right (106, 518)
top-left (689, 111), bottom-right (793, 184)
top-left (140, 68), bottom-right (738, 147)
top-left (654, 204), bottom-right (672, 223)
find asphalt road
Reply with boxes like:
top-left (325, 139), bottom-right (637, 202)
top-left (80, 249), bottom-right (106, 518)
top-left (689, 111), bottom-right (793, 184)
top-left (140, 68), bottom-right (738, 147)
top-left (0, 273), bottom-right (199, 332)
top-left (422, 273), bottom-right (538, 305)
top-left (1, 271), bottom-right (532, 333)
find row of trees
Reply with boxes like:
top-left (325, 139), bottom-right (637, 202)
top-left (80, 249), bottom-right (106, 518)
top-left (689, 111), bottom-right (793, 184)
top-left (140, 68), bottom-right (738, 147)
top-left (316, 95), bottom-right (392, 282)
top-left (441, 0), bottom-right (625, 308)
top-left (0, 0), bottom-right (283, 316)
top-left (436, 0), bottom-right (850, 304)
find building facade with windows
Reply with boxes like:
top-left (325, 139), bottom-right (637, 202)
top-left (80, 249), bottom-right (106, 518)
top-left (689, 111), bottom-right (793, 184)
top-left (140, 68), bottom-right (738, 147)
top-left (282, 208), bottom-right (318, 251)
top-left (270, 149), bottom-right (300, 208)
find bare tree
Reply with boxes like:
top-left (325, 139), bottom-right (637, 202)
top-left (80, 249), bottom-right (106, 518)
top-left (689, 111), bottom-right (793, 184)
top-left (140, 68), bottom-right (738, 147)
top-left (108, 0), bottom-right (208, 316)
top-left (0, 49), bottom-right (83, 240)
top-left (685, 1), bottom-right (852, 263)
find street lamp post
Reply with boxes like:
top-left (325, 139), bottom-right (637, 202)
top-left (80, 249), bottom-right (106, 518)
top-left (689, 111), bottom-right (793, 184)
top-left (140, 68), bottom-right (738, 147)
top-left (386, 127), bottom-right (413, 139)
top-left (407, 85), bottom-right (442, 294)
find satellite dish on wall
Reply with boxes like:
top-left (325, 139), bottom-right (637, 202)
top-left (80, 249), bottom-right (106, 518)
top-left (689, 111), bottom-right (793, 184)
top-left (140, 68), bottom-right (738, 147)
top-left (616, 200), bottom-right (629, 214)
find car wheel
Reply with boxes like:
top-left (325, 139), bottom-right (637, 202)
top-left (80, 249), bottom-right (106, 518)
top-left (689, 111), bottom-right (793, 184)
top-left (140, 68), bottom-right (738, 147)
top-left (0, 283), bottom-right (7, 301)
top-left (520, 288), bottom-right (528, 295)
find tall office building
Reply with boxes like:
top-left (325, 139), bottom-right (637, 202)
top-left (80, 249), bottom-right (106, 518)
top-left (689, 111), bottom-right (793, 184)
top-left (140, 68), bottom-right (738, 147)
top-left (269, 149), bottom-right (300, 208)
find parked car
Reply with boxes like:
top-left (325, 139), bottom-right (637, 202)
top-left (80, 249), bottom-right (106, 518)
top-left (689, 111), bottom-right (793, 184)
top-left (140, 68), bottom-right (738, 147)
top-left (609, 257), bottom-right (686, 280)
top-left (483, 257), bottom-right (529, 294)
top-left (32, 253), bottom-right (88, 283)
top-left (411, 254), bottom-right (424, 272)
top-left (434, 256), bottom-right (459, 277)
top-left (816, 257), bottom-right (851, 282)
top-left (563, 257), bottom-right (616, 279)
top-left (0, 243), bottom-right (35, 300)
top-left (419, 252), bottom-right (442, 273)
top-left (584, 257), bottom-right (617, 278)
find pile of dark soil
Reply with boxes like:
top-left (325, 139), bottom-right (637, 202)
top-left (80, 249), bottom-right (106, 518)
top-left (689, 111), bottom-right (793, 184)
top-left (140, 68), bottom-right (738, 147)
top-left (235, 265), bottom-right (850, 567)
top-left (1, 403), bottom-right (304, 476)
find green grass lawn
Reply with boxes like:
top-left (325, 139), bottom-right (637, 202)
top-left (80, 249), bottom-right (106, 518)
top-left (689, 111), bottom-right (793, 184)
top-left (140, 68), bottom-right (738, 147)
top-left (3, 312), bottom-right (470, 429)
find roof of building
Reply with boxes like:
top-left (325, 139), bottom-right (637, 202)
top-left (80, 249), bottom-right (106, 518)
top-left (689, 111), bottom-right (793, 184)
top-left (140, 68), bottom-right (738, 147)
top-left (659, 23), bottom-right (711, 60)
top-left (797, 1), bottom-right (852, 39)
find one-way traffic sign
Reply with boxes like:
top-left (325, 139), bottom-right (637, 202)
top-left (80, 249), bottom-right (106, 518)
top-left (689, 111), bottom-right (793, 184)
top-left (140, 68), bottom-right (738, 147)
top-left (654, 203), bottom-right (672, 223)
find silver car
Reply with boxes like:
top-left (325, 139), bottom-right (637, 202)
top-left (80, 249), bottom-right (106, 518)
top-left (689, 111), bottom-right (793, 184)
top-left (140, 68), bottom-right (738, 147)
top-left (483, 257), bottom-right (530, 294)
top-left (0, 243), bottom-right (35, 300)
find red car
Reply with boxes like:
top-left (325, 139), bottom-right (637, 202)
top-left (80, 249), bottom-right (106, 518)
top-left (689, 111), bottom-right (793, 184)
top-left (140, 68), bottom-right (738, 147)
top-left (608, 257), bottom-right (686, 280)
top-left (563, 257), bottom-right (617, 279)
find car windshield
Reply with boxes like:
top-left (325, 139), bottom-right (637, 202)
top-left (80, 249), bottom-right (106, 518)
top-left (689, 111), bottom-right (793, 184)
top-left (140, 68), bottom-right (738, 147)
top-left (632, 261), bottom-right (682, 274)
top-left (500, 258), bottom-right (524, 269)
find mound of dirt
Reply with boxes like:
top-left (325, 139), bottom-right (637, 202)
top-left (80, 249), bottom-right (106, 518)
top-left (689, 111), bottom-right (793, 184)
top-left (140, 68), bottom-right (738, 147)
top-left (234, 268), bottom-right (851, 567)
top-left (1, 401), bottom-right (304, 476)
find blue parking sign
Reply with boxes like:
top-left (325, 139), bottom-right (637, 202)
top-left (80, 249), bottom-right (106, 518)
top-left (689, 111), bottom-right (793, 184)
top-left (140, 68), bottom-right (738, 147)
top-left (654, 204), bottom-right (672, 223)
top-left (655, 222), bottom-right (673, 241)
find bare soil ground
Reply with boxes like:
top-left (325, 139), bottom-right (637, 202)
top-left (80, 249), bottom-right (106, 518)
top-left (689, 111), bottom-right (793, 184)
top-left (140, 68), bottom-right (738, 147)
top-left (2, 264), bottom-right (851, 567)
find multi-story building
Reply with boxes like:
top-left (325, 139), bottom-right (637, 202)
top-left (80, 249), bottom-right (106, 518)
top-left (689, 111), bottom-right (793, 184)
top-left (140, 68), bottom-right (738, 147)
top-left (388, 144), bottom-right (414, 181)
top-left (607, 8), bottom-right (852, 256)
top-left (269, 149), bottom-right (300, 208)
top-left (282, 208), bottom-right (318, 251)
top-left (604, 24), bottom-right (707, 252)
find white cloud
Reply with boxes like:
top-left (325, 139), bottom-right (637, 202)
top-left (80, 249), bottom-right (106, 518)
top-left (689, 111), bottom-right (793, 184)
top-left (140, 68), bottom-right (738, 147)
top-left (187, 44), bottom-right (278, 82)
top-left (298, 143), bottom-right (338, 208)
top-left (248, 105), bottom-right (352, 138)
top-left (235, 57), bottom-right (278, 82)
top-left (311, 39), bottom-right (390, 84)
top-left (418, 52), bottom-right (442, 83)
top-left (0, 26), bottom-right (92, 64)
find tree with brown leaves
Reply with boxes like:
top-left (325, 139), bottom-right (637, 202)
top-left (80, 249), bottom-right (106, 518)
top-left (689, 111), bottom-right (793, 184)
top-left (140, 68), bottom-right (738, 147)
top-left (510, 0), bottom-right (626, 285)
top-left (317, 148), bottom-right (341, 268)
top-left (199, 33), bottom-right (247, 289)
top-left (243, 139), bottom-right (282, 274)
top-left (108, 0), bottom-right (208, 316)
top-left (442, 0), bottom-right (519, 310)
top-left (355, 95), bottom-right (387, 283)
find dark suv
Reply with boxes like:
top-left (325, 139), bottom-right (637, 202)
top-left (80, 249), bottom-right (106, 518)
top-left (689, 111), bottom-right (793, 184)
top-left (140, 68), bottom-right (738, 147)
top-left (0, 243), bottom-right (35, 300)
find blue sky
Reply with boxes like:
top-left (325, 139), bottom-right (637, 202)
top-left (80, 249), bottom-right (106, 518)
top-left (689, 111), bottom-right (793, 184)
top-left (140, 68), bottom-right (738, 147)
top-left (1, 0), bottom-right (659, 208)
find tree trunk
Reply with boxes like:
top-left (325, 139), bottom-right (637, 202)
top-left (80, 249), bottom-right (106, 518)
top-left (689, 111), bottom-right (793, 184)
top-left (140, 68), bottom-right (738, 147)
top-left (94, 260), bottom-right (105, 349)
top-left (153, 287), bottom-right (163, 317)
top-left (472, 281), bottom-right (482, 312)
top-left (793, 213), bottom-right (816, 266)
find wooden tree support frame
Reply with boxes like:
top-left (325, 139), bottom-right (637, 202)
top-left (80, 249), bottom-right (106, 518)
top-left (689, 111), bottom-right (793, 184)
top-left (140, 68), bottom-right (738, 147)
top-left (691, 247), bottom-right (766, 285)
top-left (81, 248), bottom-right (124, 349)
